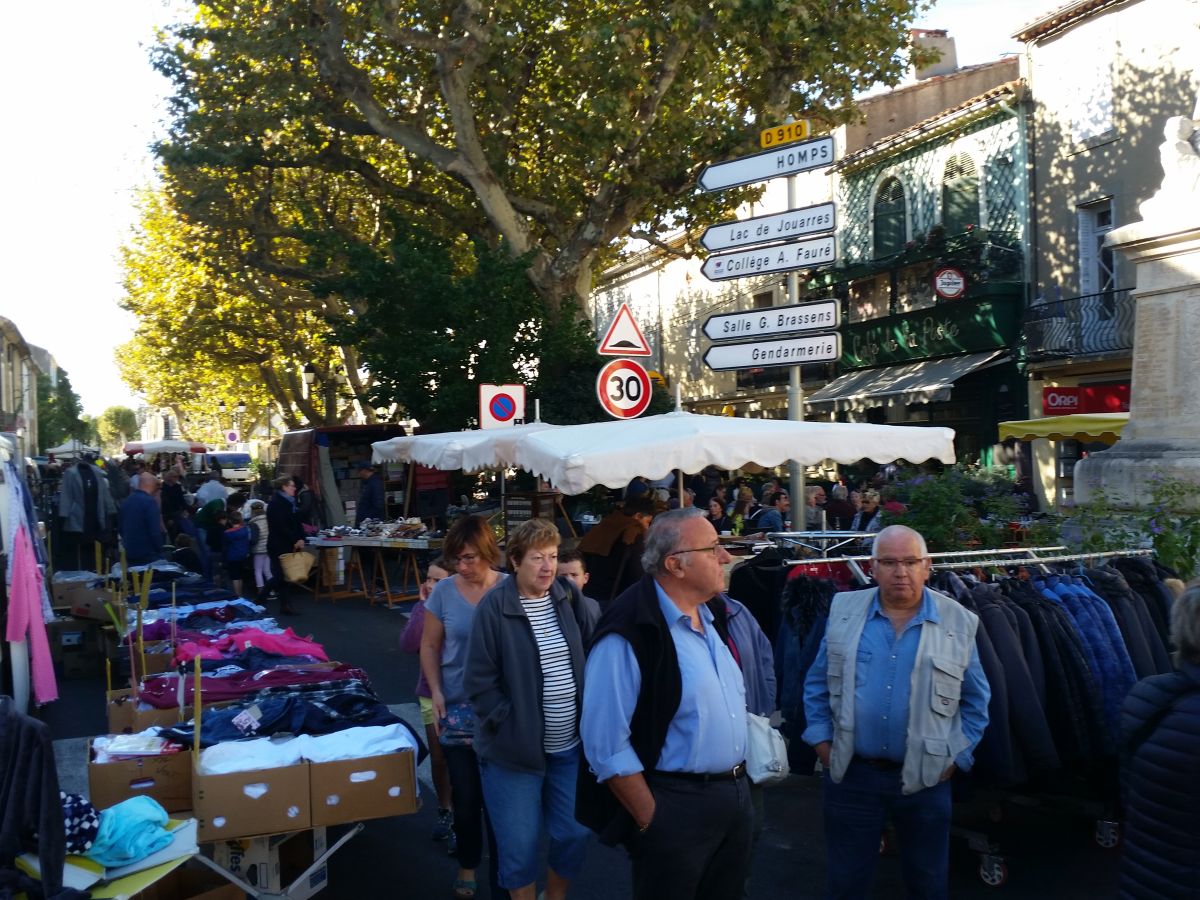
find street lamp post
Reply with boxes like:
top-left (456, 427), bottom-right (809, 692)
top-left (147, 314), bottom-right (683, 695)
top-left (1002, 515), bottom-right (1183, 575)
top-left (303, 364), bottom-right (345, 425)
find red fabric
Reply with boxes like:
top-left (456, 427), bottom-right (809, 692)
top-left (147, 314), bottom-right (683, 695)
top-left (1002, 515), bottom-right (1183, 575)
top-left (174, 627), bottom-right (328, 664)
top-left (137, 663), bottom-right (366, 709)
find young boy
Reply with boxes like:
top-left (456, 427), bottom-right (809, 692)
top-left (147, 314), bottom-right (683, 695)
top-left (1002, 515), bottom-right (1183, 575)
top-left (557, 548), bottom-right (592, 596)
top-left (222, 510), bottom-right (253, 597)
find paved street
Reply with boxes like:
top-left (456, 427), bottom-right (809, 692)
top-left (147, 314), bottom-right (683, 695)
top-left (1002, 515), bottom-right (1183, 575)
top-left (42, 587), bottom-right (1122, 898)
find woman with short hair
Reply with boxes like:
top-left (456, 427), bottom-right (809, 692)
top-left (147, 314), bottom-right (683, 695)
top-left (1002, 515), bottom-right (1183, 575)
top-left (465, 518), bottom-right (598, 900)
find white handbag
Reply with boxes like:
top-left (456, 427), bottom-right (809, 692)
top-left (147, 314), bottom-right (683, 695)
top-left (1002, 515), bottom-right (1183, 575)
top-left (745, 712), bottom-right (790, 786)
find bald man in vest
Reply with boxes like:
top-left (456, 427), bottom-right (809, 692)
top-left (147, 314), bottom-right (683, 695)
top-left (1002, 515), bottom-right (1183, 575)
top-left (803, 525), bottom-right (990, 899)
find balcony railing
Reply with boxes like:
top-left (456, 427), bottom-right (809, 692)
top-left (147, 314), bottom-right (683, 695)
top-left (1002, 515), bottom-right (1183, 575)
top-left (1023, 289), bottom-right (1135, 362)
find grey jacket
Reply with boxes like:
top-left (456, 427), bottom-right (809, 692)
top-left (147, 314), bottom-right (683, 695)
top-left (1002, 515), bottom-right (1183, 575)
top-left (725, 594), bottom-right (777, 716)
top-left (58, 462), bottom-right (116, 534)
top-left (465, 574), bottom-right (600, 773)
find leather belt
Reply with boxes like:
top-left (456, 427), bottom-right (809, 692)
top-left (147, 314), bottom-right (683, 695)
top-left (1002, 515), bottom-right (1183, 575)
top-left (853, 755), bottom-right (902, 772)
top-left (650, 762), bottom-right (747, 783)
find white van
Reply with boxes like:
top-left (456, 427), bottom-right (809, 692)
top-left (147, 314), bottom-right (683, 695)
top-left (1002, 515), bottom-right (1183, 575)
top-left (207, 451), bottom-right (255, 485)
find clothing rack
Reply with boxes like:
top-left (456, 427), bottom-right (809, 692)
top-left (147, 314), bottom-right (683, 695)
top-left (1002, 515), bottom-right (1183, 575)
top-left (766, 530), bottom-right (877, 555)
top-left (780, 545), bottom-right (1151, 586)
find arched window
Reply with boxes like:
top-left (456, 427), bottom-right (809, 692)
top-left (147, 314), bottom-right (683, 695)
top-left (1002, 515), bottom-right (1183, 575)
top-left (873, 177), bottom-right (906, 258)
top-left (942, 153), bottom-right (980, 235)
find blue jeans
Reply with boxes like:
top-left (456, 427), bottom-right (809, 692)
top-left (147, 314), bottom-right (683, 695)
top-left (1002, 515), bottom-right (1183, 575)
top-left (479, 745), bottom-right (591, 889)
top-left (822, 760), bottom-right (952, 900)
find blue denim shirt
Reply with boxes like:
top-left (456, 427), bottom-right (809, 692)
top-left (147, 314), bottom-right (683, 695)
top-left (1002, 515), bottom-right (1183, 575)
top-left (802, 588), bottom-right (990, 770)
top-left (581, 582), bottom-right (748, 781)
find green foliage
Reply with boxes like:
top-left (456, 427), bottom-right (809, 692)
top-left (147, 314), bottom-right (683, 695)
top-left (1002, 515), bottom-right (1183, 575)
top-left (880, 465), bottom-right (1036, 552)
top-left (96, 407), bottom-right (140, 451)
top-left (36, 372), bottom-right (86, 451)
top-left (1067, 476), bottom-right (1200, 579)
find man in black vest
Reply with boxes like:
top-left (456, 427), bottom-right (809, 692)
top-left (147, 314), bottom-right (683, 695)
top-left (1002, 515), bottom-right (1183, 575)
top-left (579, 507), bottom-right (752, 900)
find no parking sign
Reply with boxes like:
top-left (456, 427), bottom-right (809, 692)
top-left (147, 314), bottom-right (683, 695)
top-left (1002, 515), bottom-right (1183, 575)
top-left (479, 384), bottom-right (526, 429)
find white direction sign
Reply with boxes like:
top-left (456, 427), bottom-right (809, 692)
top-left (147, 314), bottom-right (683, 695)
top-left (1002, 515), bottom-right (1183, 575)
top-left (703, 333), bottom-right (842, 372)
top-left (703, 299), bottom-right (840, 342)
top-left (697, 135), bottom-right (835, 193)
top-left (701, 235), bottom-right (836, 282)
top-left (700, 202), bottom-right (836, 253)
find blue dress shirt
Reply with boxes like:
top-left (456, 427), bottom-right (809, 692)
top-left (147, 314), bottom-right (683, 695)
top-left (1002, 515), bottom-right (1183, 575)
top-left (581, 582), bottom-right (748, 782)
top-left (801, 588), bottom-right (990, 770)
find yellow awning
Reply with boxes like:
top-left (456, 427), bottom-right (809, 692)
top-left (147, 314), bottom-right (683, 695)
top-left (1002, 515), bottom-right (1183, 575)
top-left (998, 412), bottom-right (1129, 444)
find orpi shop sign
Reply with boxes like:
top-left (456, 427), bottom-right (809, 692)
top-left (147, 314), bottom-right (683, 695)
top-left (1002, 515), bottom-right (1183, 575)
top-left (1042, 384), bottom-right (1130, 415)
top-left (1042, 387), bottom-right (1081, 415)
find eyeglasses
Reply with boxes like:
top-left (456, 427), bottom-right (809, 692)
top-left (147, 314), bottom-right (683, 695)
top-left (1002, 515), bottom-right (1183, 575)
top-left (873, 558), bottom-right (927, 570)
top-left (669, 543), bottom-right (722, 557)
top-left (454, 553), bottom-right (480, 565)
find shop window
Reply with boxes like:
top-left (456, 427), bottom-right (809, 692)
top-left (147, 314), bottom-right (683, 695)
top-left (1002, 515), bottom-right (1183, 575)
top-left (873, 177), bottom-right (907, 258)
top-left (942, 153), bottom-right (979, 235)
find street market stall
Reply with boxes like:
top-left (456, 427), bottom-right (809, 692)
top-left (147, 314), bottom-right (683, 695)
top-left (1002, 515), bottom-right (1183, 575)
top-left (500, 409), bottom-right (957, 494)
top-left (45, 438), bottom-right (101, 459)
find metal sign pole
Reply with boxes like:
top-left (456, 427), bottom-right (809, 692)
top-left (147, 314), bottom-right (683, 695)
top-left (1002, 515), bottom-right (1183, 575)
top-left (785, 169), bottom-right (805, 517)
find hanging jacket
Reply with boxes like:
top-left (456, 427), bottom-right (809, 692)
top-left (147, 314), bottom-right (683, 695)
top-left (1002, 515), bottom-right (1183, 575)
top-left (1085, 567), bottom-right (1163, 680)
top-left (727, 546), bottom-right (791, 643)
top-left (1111, 557), bottom-right (1174, 649)
top-left (1118, 662), bottom-right (1200, 899)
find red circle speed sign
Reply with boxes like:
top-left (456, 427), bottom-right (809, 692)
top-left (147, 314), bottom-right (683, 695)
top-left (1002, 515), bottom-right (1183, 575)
top-left (596, 359), bottom-right (652, 419)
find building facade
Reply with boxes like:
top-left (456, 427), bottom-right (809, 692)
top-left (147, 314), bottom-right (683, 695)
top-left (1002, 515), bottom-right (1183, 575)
top-left (0, 317), bottom-right (40, 459)
top-left (1015, 0), bottom-right (1200, 507)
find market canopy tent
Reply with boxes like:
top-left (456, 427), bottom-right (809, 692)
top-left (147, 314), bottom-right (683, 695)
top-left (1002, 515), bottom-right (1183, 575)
top-left (503, 410), bottom-right (957, 494)
top-left (45, 439), bottom-right (100, 459)
top-left (998, 413), bottom-right (1129, 445)
top-left (122, 440), bottom-right (209, 455)
top-left (371, 422), bottom-right (560, 472)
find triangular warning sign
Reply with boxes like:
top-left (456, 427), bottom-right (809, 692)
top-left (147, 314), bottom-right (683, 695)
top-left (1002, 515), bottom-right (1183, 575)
top-left (597, 302), bottom-right (653, 356)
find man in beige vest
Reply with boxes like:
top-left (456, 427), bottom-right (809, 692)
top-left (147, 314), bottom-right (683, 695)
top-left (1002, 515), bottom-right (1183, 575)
top-left (803, 525), bottom-right (990, 899)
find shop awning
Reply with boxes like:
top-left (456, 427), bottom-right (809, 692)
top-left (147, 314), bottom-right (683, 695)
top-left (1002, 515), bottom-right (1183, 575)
top-left (805, 350), bottom-right (1007, 409)
top-left (997, 412), bottom-right (1129, 444)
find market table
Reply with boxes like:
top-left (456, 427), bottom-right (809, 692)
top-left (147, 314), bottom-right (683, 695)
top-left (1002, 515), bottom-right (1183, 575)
top-left (307, 535), bottom-right (444, 607)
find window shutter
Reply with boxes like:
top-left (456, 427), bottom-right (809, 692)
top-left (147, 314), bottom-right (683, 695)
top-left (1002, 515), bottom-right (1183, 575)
top-left (1078, 209), bottom-right (1096, 296)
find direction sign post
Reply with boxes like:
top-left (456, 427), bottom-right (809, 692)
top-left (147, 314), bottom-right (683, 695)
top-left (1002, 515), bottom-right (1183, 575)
top-left (596, 359), bottom-right (652, 419)
top-left (701, 235), bottom-right (836, 282)
top-left (702, 334), bottom-right (842, 372)
top-left (700, 201), bottom-right (836, 254)
top-left (702, 300), bottom-right (840, 342)
top-left (697, 135), bottom-right (835, 193)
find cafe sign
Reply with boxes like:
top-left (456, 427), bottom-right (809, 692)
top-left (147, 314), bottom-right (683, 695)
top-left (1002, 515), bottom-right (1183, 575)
top-left (841, 299), bottom-right (1019, 369)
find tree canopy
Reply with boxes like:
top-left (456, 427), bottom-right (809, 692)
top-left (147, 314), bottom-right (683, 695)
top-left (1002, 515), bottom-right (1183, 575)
top-left (128, 0), bottom-right (931, 430)
top-left (153, 0), bottom-right (933, 313)
top-left (36, 371), bottom-right (87, 452)
top-left (96, 407), bottom-right (140, 451)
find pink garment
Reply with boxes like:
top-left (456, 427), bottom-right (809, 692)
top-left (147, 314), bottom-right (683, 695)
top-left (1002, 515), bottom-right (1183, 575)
top-left (138, 663), bottom-right (366, 708)
top-left (174, 627), bottom-right (328, 664)
top-left (6, 524), bottom-right (57, 703)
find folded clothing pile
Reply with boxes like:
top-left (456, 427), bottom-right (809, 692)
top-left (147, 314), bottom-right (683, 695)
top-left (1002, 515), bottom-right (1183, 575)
top-left (198, 723), bottom-right (422, 774)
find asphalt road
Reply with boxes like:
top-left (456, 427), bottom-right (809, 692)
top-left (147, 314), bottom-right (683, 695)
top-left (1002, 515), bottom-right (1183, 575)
top-left (43, 585), bottom-right (1123, 898)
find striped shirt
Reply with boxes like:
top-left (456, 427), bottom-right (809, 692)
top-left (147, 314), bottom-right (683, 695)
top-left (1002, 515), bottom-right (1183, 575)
top-left (522, 594), bottom-right (580, 753)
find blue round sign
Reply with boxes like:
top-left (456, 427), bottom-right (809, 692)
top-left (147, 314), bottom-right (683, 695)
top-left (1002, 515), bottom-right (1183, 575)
top-left (489, 393), bottom-right (517, 422)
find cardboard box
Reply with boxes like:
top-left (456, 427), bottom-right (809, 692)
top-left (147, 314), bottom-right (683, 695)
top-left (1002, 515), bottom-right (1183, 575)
top-left (126, 860), bottom-right (242, 900)
top-left (89, 740), bottom-right (192, 812)
top-left (46, 616), bottom-right (101, 663)
top-left (193, 761), bottom-right (312, 841)
top-left (72, 588), bottom-right (117, 623)
top-left (211, 827), bottom-right (327, 900)
top-left (106, 689), bottom-right (194, 735)
top-left (61, 651), bottom-right (104, 679)
top-left (308, 749), bottom-right (418, 826)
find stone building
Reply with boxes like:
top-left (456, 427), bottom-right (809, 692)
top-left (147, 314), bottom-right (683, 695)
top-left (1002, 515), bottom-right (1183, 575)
top-left (0, 316), bottom-right (40, 459)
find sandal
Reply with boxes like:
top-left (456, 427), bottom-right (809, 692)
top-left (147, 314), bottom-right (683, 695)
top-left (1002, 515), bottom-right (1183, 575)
top-left (452, 878), bottom-right (477, 899)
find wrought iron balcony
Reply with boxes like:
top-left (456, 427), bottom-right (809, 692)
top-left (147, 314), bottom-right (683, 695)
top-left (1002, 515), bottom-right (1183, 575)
top-left (1023, 289), bottom-right (1135, 362)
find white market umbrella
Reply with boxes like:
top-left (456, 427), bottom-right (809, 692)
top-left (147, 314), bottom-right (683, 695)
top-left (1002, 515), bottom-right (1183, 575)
top-left (371, 421), bottom-right (560, 472)
top-left (123, 439), bottom-right (208, 455)
top-left (45, 439), bottom-right (100, 459)
top-left (505, 410), bottom-right (956, 494)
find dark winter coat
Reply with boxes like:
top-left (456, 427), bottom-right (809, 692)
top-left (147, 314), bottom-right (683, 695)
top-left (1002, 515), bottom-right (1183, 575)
top-left (1119, 663), bottom-right (1200, 899)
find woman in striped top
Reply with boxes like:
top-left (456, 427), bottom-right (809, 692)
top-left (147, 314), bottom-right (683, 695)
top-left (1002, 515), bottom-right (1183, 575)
top-left (465, 519), bottom-right (600, 900)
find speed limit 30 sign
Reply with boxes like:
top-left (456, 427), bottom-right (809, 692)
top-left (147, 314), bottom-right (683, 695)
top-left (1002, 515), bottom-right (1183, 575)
top-left (596, 358), bottom-right (652, 419)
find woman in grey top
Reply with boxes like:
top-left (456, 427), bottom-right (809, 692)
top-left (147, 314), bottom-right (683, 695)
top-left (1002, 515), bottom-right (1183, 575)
top-left (466, 518), bottom-right (598, 900)
top-left (421, 515), bottom-right (506, 899)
